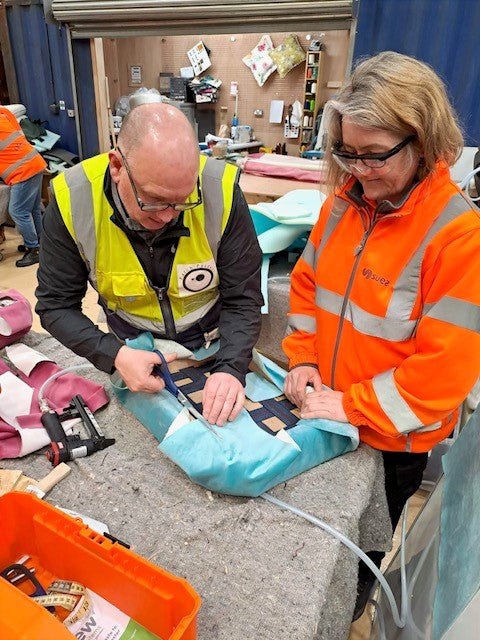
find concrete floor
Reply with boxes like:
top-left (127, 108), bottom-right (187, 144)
top-left (1, 224), bottom-right (428, 639)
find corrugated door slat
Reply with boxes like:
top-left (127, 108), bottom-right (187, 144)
top-left (49, 0), bottom-right (353, 37)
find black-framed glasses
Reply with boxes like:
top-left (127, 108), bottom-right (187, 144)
top-left (332, 135), bottom-right (415, 172)
top-left (117, 147), bottom-right (202, 212)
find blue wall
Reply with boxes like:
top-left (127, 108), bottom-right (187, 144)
top-left (6, 2), bottom-right (78, 154)
top-left (355, 0), bottom-right (480, 146)
top-left (72, 39), bottom-right (99, 159)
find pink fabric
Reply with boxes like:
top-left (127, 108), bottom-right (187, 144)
top-left (0, 289), bottom-right (33, 348)
top-left (243, 157), bottom-right (323, 183)
top-left (0, 357), bottom-right (109, 459)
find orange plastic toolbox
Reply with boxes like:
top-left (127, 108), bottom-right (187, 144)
top-left (0, 492), bottom-right (200, 640)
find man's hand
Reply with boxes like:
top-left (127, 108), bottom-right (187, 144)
top-left (300, 389), bottom-right (348, 422)
top-left (202, 372), bottom-right (245, 426)
top-left (114, 345), bottom-right (177, 393)
top-left (284, 365), bottom-right (322, 408)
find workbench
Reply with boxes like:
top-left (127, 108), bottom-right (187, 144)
top-left (240, 172), bottom-right (326, 204)
top-left (1, 332), bottom-right (391, 640)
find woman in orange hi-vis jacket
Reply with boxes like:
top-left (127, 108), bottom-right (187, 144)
top-left (282, 52), bottom-right (480, 621)
top-left (0, 106), bottom-right (46, 267)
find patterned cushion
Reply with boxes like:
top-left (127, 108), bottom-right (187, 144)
top-left (270, 34), bottom-right (306, 78)
top-left (242, 35), bottom-right (277, 87)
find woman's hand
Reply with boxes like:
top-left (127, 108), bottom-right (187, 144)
top-left (284, 365), bottom-right (322, 408)
top-left (300, 388), bottom-right (348, 422)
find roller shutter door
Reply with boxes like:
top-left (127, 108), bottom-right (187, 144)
top-left (48, 0), bottom-right (354, 38)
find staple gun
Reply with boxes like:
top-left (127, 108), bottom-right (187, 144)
top-left (41, 394), bottom-right (115, 467)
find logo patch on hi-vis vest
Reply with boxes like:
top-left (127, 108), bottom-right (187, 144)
top-left (177, 259), bottom-right (219, 297)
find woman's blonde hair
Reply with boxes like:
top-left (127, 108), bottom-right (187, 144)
top-left (323, 51), bottom-right (464, 189)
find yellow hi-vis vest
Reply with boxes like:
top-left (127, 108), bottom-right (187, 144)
top-left (51, 153), bottom-right (237, 335)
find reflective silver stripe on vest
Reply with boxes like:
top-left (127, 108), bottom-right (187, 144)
top-left (372, 369), bottom-right (441, 434)
top-left (315, 286), bottom-right (417, 341)
top-left (387, 192), bottom-right (472, 321)
top-left (299, 198), bottom-right (348, 273)
top-left (317, 196), bottom-right (349, 255)
top-left (0, 131), bottom-right (22, 151)
top-left (1, 149), bottom-right (38, 182)
top-left (61, 163), bottom-right (98, 287)
top-left (286, 313), bottom-right (316, 336)
top-left (300, 240), bottom-right (315, 269)
top-left (201, 157), bottom-right (228, 261)
top-left (114, 295), bottom-right (219, 333)
top-left (424, 295), bottom-right (480, 333)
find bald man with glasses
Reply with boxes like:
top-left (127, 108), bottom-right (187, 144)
top-left (36, 102), bottom-right (263, 427)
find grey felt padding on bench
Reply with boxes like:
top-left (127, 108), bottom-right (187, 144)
top-left (1, 333), bottom-right (391, 639)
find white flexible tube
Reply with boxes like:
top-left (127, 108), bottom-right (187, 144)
top-left (260, 492), bottom-right (407, 628)
top-left (459, 166), bottom-right (480, 191)
top-left (372, 503), bottom-right (409, 639)
top-left (38, 364), bottom-right (95, 412)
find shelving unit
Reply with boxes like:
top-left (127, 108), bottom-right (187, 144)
top-left (299, 49), bottom-right (324, 155)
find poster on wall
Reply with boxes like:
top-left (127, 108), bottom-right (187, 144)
top-left (187, 41), bottom-right (212, 77)
top-left (129, 64), bottom-right (142, 86)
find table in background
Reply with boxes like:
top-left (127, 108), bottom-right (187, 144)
top-left (240, 172), bottom-right (326, 204)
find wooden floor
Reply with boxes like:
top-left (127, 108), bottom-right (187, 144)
top-left (1, 223), bottom-right (428, 640)
top-left (0, 225), bottom-right (101, 332)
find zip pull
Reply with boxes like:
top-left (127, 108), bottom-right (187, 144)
top-left (149, 246), bottom-right (154, 258)
top-left (354, 232), bottom-right (368, 256)
top-left (157, 287), bottom-right (166, 301)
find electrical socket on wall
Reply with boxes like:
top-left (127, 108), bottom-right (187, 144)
top-left (254, 109), bottom-right (263, 117)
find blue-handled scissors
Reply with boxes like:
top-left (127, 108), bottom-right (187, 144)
top-left (152, 350), bottom-right (221, 439)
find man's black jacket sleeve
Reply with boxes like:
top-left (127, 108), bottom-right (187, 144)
top-left (35, 198), bottom-right (124, 372)
top-left (210, 184), bottom-right (263, 383)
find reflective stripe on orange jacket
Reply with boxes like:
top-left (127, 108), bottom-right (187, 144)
top-left (283, 163), bottom-right (480, 453)
top-left (0, 107), bottom-right (46, 185)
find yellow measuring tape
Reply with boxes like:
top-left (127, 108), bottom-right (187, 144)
top-left (31, 593), bottom-right (78, 611)
top-left (32, 580), bottom-right (86, 612)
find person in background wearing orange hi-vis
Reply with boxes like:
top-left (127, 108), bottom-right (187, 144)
top-left (0, 106), bottom-right (46, 267)
top-left (282, 51), bottom-right (480, 621)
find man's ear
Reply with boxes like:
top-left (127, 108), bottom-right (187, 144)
top-left (109, 149), bottom-right (122, 184)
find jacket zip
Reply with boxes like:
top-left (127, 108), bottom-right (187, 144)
top-left (149, 243), bottom-right (177, 340)
top-left (330, 202), bottom-right (398, 389)
top-left (330, 209), bottom-right (374, 389)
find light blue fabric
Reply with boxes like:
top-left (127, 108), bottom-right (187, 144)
top-left (160, 409), bottom-right (357, 496)
top-left (30, 129), bottom-right (60, 152)
top-left (433, 408), bottom-right (480, 639)
top-left (244, 372), bottom-right (279, 401)
top-left (112, 333), bottom-right (359, 497)
top-left (124, 330), bottom-right (219, 360)
top-left (245, 350), bottom-right (292, 401)
top-left (250, 189), bottom-right (326, 315)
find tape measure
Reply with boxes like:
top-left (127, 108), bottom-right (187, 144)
top-left (48, 580), bottom-right (85, 596)
top-left (32, 580), bottom-right (86, 612)
top-left (32, 593), bottom-right (78, 611)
